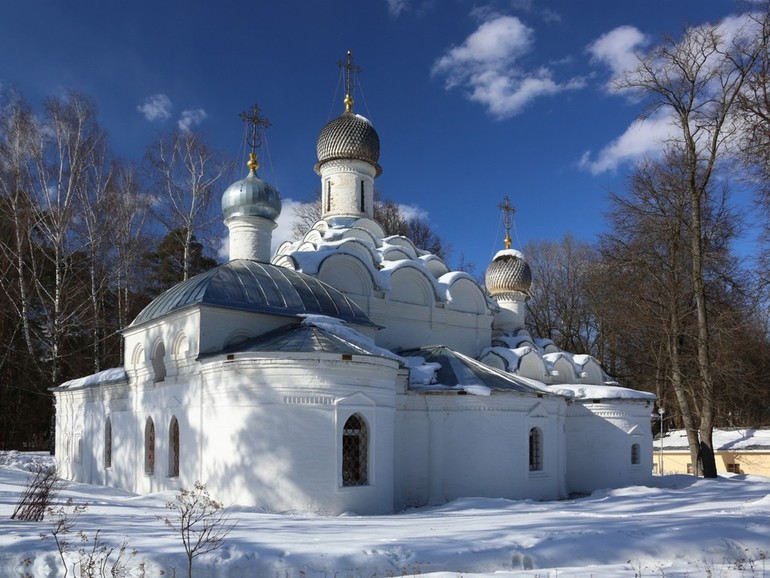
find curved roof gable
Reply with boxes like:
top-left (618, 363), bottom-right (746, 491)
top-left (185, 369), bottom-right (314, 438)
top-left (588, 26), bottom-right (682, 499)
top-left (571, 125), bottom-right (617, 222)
top-left (130, 259), bottom-right (374, 328)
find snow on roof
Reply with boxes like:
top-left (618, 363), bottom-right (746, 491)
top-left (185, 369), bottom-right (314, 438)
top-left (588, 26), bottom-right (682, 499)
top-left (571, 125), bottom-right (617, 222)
top-left (402, 346), bottom-right (560, 397)
top-left (572, 354), bottom-right (594, 367)
top-left (493, 248), bottom-right (525, 260)
top-left (56, 367), bottom-right (127, 390)
top-left (659, 428), bottom-right (770, 451)
top-left (553, 383), bottom-right (656, 401)
top-left (299, 315), bottom-right (404, 364)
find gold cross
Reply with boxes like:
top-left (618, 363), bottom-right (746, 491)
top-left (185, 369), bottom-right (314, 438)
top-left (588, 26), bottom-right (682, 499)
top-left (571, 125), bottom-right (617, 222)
top-left (239, 104), bottom-right (271, 171)
top-left (498, 195), bottom-right (516, 249)
top-left (338, 50), bottom-right (362, 113)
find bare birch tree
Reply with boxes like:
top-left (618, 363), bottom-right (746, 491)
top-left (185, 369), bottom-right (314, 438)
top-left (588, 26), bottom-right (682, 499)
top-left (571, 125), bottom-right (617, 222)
top-left (145, 130), bottom-right (229, 282)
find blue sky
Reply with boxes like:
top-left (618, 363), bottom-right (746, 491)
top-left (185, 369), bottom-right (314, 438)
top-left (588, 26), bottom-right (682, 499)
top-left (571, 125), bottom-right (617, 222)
top-left (0, 0), bottom-right (749, 271)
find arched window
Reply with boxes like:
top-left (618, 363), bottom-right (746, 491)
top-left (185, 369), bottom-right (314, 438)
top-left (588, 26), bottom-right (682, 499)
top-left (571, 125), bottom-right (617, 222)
top-left (168, 416), bottom-right (180, 477)
top-left (152, 342), bottom-right (166, 382)
top-left (145, 418), bottom-right (155, 475)
top-left (342, 414), bottom-right (368, 486)
top-left (631, 443), bottom-right (641, 465)
top-left (529, 427), bottom-right (543, 471)
top-left (104, 418), bottom-right (112, 469)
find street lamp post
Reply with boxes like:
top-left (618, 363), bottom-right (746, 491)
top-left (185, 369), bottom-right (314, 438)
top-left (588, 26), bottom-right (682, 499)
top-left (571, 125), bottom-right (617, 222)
top-left (658, 407), bottom-right (666, 475)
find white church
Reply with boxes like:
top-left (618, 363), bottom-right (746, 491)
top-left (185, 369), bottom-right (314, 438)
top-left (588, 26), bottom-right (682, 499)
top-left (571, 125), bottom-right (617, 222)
top-left (53, 55), bottom-right (655, 515)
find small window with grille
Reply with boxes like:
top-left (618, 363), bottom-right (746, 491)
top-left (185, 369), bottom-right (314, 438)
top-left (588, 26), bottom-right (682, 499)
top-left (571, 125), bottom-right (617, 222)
top-left (168, 416), bottom-right (180, 478)
top-left (631, 443), bottom-right (641, 465)
top-left (145, 418), bottom-right (155, 475)
top-left (529, 427), bottom-right (543, 471)
top-left (104, 418), bottom-right (112, 469)
top-left (342, 414), bottom-right (368, 486)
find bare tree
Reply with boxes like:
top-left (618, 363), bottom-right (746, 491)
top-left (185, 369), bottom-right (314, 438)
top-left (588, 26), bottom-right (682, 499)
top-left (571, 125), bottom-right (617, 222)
top-left (145, 130), bottom-right (229, 282)
top-left (616, 11), bottom-right (770, 477)
top-left (603, 156), bottom-right (702, 468)
top-left (290, 193), bottom-right (322, 240)
top-left (0, 90), bottom-right (42, 365)
top-left (102, 161), bottom-right (150, 357)
top-left (737, 6), bottom-right (770, 289)
top-left (161, 481), bottom-right (234, 578)
top-left (0, 90), bottom-right (53, 448)
top-left (524, 235), bottom-right (601, 356)
top-left (11, 462), bottom-right (63, 521)
top-left (29, 92), bottom-right (108, 387)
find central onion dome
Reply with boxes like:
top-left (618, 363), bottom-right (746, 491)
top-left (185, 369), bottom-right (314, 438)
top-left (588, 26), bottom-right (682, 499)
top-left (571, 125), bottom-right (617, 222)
top-left (222, 153), bottom-right (282, 222)
top-left (485, 249), bottom-right (532, 300)
top-left (314, 112), bottom-right (381, 175)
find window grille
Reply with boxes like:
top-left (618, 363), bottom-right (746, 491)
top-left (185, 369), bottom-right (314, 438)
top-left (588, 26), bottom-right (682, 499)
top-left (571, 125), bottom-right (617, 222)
top-left (104, 419), bottom-right (112, 469)
top-left (631, 443), bottom-right (641, 465)
top-left (168, 417), bottom-right (180, 477)
top-left (529, 427), bottom-right (543, 471)
top-left (342, 414), bottom-right (368, 486)
top-left (145, 418), bottom-right (155, 475)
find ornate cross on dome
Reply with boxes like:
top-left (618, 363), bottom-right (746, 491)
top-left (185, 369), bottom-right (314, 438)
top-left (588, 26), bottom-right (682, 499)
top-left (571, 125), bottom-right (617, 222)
top-left (498, 195), bottom-right (516, 250)
top-left (338, 50), bottom-right (361, 113)
top-left (239, 104), bottom-right (271, 172)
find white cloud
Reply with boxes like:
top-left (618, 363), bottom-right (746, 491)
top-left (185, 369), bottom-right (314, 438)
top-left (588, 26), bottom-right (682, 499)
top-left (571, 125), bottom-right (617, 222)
top-left (178, 108), bottom-right (207, 132)
top-left (434, 16), bottom-right (534, 82)
top-left (272, 198), bottom-right (310, 252)
top-left (217, 235), bottom-right (230, 262)
top-left (586, 25), bottom-right (648, 92)
top-left (397, 203), bottom-right (429, 222)
top-left (579, 110), bottom-right (676, 174)
top-left (582, 12), bottom-right (763, 174)
top-left (541, 9), bottom-right (561, 24)
top-left (432, 15), bottom-right (584, 118)
top-left (386, 0), bottom-right (408, 17)
top-left (137, 94), bottom-right (172, 122)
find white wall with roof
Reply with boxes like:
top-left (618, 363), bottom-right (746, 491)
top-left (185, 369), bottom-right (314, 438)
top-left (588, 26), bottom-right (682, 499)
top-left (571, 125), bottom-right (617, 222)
top-left (394, 392), bottom-right (568, 509)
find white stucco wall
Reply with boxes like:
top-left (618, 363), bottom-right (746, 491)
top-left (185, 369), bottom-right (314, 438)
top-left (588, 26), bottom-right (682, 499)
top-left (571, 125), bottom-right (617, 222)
top-left (353, 297), bottom-right (494, 357)
top-left (394, 391), bottom-right (568, 510)
top-left (565, 399), bottom-right (654, 495)
top-left (55, 351), bottom-right (401, 515)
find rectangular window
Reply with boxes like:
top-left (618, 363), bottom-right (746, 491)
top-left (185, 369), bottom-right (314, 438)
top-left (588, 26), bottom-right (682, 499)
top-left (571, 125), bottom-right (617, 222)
top-left (104, 419), bottom-right (112, 469)
top-left (360, 181), bottom-right (365, 212)
top-left (529, 427), bottom-right (543, 471)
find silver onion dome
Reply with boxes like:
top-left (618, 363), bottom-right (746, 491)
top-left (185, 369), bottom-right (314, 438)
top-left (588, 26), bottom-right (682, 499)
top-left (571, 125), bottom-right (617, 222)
top-left (222, 156), bottom-right (282, 222)
top-left (485, 250), bottom-right (532, 300)
top-left (314, 112), bottom-right (382, 175)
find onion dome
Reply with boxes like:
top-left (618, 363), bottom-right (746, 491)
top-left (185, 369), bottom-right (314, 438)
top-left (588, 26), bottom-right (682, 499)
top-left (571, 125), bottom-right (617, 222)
top-left (315, 51), bottom-right (381, 175)
top-left (485, 249), bottom-right (532, 300)
top-left (222, 153), bottom-right (281, 222)
top-left (314, 112), bottom-right (381, 175)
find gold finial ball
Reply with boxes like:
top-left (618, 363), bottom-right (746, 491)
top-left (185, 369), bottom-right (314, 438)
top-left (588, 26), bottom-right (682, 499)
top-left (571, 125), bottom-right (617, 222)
top-left (247, 152), bottom-right (259, 172)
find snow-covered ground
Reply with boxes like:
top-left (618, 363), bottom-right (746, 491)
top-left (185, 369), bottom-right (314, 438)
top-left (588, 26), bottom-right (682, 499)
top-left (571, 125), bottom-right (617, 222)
top-left (1, 451), bottom-right (769, 577)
